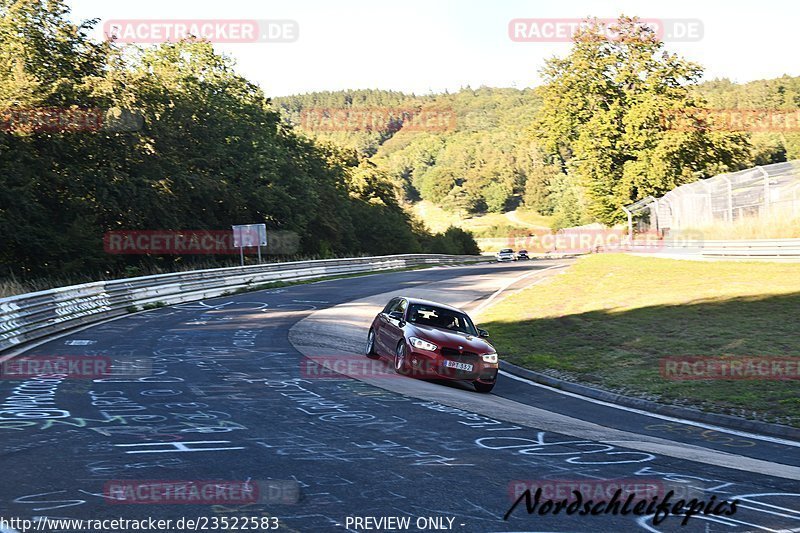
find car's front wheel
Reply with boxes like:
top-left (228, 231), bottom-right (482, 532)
top-left (394, 342), bottom-right (410, 375)
top-left (366, 329), bottom-right (379, 359)
top-left (473, 381), bottom-right (495, 393)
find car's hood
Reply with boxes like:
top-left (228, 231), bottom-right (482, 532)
top-left (407, 323), bottom-right (494, 353)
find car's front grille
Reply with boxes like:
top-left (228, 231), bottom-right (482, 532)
top-left (441, 347), bottom-right (477, 358)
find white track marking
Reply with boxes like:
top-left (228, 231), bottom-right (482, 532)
top-left (471, 264), bottom-right (564, 316)
top-left (500, 370), bottom-right (800, 447)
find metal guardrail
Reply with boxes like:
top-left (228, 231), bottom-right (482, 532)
top-left (627, 238), bottom-right (800, 260)
top-left (0, 254), bottom-right (487, 353)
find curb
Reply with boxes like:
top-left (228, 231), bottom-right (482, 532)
top-left (500, 360), bottom-right (800, 442)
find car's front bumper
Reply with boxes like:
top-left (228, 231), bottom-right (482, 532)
top-left (406, 348), bottom-right (498, 382)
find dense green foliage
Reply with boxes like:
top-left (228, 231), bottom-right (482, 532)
top-left (277, 20), bottom-right (798, 229)
top-left (536, 18), bottom-right (753, 225)
top-left (274, 88), bottom-right (544, 215)
top-left (693, 76), bottom-right (800, 165)
top-left (0, 0), bottom-right (478, 281)
top-left (3, 3), bottom-right (797, 284)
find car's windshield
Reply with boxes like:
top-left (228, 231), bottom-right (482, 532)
top-left (500, 248), bottom-right (513, 253)
top-left (407, 304), bottom-right (478, 336)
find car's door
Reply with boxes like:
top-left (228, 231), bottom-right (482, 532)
top-left (375, 298), bottom-right (399, 352)
top-left (382, 298), bottom-right (408, 352)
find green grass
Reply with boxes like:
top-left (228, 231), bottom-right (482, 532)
top-left (410, 201), bottom-right (552, 247)
top-left (505, 209), bottom-right (554, 228)
top-left (479, 254), bottom-right (800, 426)
top-left (681, 213), bottom-right (800, 240)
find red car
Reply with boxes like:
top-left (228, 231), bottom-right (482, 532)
top-left (365, 297), bottom-right (499, 393)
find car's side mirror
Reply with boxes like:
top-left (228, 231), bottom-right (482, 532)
top-left (478, 328), bottom-right (489, 338)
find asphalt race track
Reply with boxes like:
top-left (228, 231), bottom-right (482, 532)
top-left (1, 261), bottom-right (798, 533)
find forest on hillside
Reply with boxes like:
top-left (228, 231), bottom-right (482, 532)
top-left (0, 1), bottom-right (478, 283)
top-left (275, 24), bottom-right (800, 229)
top-left (3, 5), bottom-right (799, 284)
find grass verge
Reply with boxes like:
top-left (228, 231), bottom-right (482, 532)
top-left (479, 254), bottom-right (800, 426)
top-left (682, 213), bottom-right (800, 240)
top-left (410, 201), bottom-right (552, 237)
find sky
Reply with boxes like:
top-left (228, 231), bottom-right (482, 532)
top-left (68, 0), bottom-right (799, 98)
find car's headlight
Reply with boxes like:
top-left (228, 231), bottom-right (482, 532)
top-left (409, 337), bottom-right (438, 352)
top-left (482, 353), bottom-right (498, 364)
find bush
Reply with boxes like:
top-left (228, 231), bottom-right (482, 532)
top-left (423, 226), bottom-right (480, 255)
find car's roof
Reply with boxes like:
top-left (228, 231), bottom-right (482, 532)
top-left (395, 297), bottom-right (466, 314)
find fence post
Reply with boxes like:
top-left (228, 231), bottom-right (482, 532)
top-left (758, 166), bottom-right (770, 217)
top-left (652, 199), bottom-right (660, 234)
top-left (622, 205), bottom-right (633, 240)
top-left (721, 175), bottom-right (733, 222)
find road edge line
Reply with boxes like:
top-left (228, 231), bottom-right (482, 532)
top-left (499, 361), bottom-right (799, 442)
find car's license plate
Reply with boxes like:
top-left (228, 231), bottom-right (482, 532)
top-left (443, 360), bottom-right (473, 371)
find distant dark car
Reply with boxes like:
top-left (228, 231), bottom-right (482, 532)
top-left (516, 250), bottom-right (530, 260)
top-left (366, 297), bottom-right (498, 392)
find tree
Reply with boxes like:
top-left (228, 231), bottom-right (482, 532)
top-left (535, 16), bottom-right (752, 225)
top-left (547, 171), bottom-right (591, 230)
top-left (483, 181), bottom-right (512, 212)
top-left (522, 157), bottom-right (561, 214)
top-left (1, 1), bottom-right (481, 282)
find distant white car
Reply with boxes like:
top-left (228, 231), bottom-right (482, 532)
top-left (495, 248), bottom-right (516, 262)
